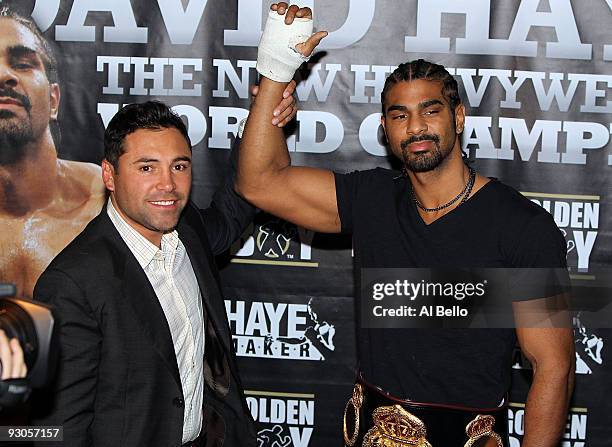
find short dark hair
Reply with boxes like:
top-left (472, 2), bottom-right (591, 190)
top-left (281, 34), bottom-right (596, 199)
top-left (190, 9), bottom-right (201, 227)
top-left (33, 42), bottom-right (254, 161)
top-left (381, 59), bottom-right (461, 115)
top-left (104, 101), bottom-right (191, 170)
top-left (0, 7), bottom-right (58, 84)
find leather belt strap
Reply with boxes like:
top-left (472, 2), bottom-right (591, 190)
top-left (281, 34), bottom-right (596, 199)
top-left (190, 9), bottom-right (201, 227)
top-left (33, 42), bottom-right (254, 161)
top-left (344, 378), bottom-right (509, 446)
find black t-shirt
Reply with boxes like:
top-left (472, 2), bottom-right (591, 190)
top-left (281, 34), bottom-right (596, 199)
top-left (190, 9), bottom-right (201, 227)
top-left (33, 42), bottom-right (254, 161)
top-left (335, 167), bottom-right (567, 407)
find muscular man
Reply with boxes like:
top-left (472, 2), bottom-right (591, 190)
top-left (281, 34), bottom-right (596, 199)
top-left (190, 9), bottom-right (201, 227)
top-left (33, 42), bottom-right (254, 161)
top-left (237, 3), bottom-right (575, 446)
top-left (0, 8), bottom-right (105, 298)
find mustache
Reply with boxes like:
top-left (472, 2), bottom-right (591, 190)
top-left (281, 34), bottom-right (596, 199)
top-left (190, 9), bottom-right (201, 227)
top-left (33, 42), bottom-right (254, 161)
top-left (400, 134), bottom-right (440, 150)
top-left (0, 88), bottom-right (31, 112)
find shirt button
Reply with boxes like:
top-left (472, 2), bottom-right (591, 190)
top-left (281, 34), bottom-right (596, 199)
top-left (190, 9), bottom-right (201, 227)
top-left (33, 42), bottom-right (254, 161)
top-left (173, 397), bottom-right (184, 407)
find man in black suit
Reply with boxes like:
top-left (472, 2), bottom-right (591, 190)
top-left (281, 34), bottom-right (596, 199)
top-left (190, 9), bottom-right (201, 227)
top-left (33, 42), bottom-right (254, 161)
top-left (32, 99), bottom-right (295, 446)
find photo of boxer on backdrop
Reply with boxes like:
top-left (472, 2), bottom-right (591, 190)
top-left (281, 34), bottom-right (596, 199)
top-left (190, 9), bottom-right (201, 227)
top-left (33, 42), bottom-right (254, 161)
top-left (0, 7), bottom-right (105, 298)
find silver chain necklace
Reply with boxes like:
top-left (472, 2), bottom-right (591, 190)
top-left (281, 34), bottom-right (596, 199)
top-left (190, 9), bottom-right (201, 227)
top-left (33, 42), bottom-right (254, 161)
top-left (412, 167), bottom-right (476, 213)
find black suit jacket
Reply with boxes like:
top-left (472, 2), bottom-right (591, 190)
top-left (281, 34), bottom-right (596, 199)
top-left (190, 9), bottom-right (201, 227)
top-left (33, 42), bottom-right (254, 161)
top-left (33, 174), bottom-right (256, 446)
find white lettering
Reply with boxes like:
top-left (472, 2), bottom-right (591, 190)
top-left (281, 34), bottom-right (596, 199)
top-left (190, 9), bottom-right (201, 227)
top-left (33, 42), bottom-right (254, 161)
top-left (212, 59), bottom-right (255, 99)
top-left (350, 65), bottom-right (393, 104)
top-left (499, 118), bottom-right (562, 163)
top-left (574, 231), bottom-right (597, 270)
top-left (173, 104), bottom-right (207, 146)
top-left (31, 0), bottom-right (61, 32)
top-left (168, 58), bottom-right (202, 96)
top-left (296, 63), bottom-right (342, 102)
top-left (562, 122), bottom-right (610, 164)
top-left (208, 106), bottom-right (248, 149)
top-left (56, 0), bottom-right (147, 43)
top-left (295, 111), bottom-right (343, 154)
top-left (157, 0), bottom-right (209, 44)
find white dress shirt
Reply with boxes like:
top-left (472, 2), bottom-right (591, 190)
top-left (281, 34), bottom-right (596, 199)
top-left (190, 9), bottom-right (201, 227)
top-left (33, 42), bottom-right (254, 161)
top-left (107, 199), bottom-right (204, 443)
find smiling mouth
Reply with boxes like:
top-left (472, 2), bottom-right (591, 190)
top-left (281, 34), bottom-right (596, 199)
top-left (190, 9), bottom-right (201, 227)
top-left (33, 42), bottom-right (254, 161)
top-left (149, 200), bottom-right (177, 206)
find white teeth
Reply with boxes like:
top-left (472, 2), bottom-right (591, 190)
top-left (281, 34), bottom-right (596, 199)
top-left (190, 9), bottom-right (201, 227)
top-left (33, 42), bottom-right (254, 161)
top-left (151, 201), bottom-right (175, 206)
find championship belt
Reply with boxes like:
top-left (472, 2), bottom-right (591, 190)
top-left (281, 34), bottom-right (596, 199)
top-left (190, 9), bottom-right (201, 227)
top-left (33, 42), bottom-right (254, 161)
top-left (343, 379), bottom-right (507, 447)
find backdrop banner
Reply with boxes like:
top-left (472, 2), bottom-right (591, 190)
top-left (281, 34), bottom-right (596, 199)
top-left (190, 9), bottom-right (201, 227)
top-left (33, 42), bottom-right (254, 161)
top-left (0, 1), bottom-right (609, 445)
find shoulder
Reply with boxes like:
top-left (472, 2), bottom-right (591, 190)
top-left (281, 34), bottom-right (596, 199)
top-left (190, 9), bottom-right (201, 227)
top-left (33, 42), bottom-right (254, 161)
top-left (43, 213), bottom-right (121, 275)
top-left (56, 160), bottom-right (106, 208)
top-left (483, 180), bottom-right (554, 225)
top-left (335, 167), bottom-right (399, 181)
top-left (334, 167), bottom-right (401, 194)
top-left (482, 180), bottom-right (566, 266)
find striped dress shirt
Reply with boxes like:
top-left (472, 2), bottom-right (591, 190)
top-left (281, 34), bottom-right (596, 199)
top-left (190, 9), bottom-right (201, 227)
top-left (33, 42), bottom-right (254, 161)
top-left (107, 199), bottom-right (204, 443)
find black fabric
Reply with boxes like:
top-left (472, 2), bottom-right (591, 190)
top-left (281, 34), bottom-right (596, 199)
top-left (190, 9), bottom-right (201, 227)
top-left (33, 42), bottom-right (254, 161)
top-left (335, 168), bottom-right (567, 408)
top-left (32, 139), bottom-right (256, 446)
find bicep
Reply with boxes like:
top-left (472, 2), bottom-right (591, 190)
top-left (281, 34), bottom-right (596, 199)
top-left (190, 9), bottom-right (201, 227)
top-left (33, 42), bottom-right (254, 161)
top-left (249, 166), bottom-right (341, 233)
top-left (514, 323), bottom-right (574, 372)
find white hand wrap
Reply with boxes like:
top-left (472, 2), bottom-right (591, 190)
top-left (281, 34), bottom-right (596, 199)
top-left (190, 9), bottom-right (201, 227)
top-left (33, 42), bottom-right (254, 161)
top-left (256, 10), bottom-right (314, 82)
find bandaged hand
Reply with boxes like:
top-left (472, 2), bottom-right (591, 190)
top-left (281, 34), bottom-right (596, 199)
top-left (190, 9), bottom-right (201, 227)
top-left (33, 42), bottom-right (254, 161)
top-left (256, 3), bottom-right (327, 83)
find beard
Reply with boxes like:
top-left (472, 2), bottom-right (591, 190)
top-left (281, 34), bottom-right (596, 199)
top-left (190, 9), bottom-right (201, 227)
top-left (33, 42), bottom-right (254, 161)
top-left (0, 112), bottom-right (35, 165)
top-left (400, 133), bottom-right (453, 173)
top-left (0, 89), bottom-right (34, 165)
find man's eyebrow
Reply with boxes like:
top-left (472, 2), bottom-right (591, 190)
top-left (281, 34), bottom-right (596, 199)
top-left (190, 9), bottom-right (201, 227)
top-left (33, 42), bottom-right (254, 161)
top-left (132, 156), bottom-right (192, 164)
top-left (386, 99), bottom-right (444, 114)
top-left (386, 105), bottom-right (408, 113)
top-left (419, 99), bottom-right (444, 109)
top-left (8, 45), bottom-right (39, 60)
top-left (133, 157), bottom-right (159, 164)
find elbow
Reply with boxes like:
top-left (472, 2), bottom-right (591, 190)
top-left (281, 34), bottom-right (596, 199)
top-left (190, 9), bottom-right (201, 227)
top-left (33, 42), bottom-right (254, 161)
top-left (531, 354), bottom-right (575, 388)
top-left (234, 179), bottom-right (264, 207)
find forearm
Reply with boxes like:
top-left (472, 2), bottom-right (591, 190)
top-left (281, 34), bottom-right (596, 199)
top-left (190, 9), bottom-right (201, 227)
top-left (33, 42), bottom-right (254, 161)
top-left (522, 366), bottom-right (574, 446)
top-left (237, 77), bottom-right (291, 200)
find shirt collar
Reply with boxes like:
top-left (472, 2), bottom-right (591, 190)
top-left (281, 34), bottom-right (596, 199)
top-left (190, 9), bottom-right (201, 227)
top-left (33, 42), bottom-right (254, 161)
top-left (106, 198), bottom-right (179, 269)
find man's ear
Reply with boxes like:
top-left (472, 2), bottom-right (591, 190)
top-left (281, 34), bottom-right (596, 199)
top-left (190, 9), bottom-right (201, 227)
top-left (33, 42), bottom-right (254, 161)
top-left (49, 83), bottom-right (60, 121)
top-left (380, 114), bottom-right (388, 140)
top-left (101, 159), bottom-right (115, 192)
top-left (455, 103), bottom-right (465, 134)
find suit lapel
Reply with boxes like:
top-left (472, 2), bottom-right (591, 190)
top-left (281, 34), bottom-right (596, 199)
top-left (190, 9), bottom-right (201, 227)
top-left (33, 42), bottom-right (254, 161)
top-left (178, 221), bottom-right (231, 353)
top-left (96, 211), bottom-right (182, 390)
top-left (121, 256), bottom-right (182, 389)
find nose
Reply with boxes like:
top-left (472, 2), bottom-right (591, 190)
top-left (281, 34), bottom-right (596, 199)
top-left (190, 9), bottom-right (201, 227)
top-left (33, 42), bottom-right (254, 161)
top-left (0, 59), bottom-right (18, 89)
top-left (156, 168), bottom-right (176, 192)
top-left (406, 114), bottom-right (427, 136)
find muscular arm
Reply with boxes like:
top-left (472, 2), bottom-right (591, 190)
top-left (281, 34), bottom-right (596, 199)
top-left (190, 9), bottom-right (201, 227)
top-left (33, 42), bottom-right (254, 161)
top-left (203, 83), bottom-right (299, 254)
top-left (515, 325), bottom-right (575, 446)
top-left (236, 5), bottom-right (340, 233)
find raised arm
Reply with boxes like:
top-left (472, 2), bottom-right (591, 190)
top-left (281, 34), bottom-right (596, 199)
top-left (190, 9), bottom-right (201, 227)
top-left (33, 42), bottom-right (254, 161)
top-left (236, 3), bottom-right (341, 233)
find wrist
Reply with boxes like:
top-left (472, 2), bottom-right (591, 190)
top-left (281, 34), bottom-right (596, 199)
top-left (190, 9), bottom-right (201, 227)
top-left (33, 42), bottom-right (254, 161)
top-left (256, 10), bottom-right (313, 82)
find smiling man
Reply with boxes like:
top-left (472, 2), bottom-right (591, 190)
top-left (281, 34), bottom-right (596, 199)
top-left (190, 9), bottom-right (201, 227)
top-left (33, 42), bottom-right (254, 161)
top-left (0, 7), bottom-right (105, 298)
top-left (33, 101), bottom-right (285, 446)
top-left (236, 3), bottom-right (575, 446)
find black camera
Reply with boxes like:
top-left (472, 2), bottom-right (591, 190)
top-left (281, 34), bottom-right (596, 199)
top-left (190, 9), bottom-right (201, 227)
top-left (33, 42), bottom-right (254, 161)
top-left (0, 284), bottom-right (57, 408)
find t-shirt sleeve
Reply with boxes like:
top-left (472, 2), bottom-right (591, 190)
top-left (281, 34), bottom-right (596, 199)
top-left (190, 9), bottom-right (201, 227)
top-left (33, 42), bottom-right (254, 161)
top-left (508, 212), bottom-right (567, 268)
top-left (334, 171), bottom-right (361, 234)
top-left (505, 211), bottom-right (570, 302)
